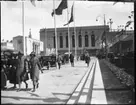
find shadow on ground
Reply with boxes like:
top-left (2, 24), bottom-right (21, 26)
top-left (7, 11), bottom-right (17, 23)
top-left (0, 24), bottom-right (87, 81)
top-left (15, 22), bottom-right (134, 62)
top-left (1, 92), bottom-right (71, 104)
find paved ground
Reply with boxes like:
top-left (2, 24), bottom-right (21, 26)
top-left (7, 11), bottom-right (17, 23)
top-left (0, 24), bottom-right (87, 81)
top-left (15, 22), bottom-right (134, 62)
top-left (1, 60), bottom-right (89, 104)
top-left (1, 57), bottom-right (135, 104)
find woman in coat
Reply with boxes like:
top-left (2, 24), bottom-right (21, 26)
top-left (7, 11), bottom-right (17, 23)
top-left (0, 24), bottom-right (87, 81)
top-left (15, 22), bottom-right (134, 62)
top-left (57, 54), bottom-right (62, 69)
top-left (29, 52), bottom-right (43, 92)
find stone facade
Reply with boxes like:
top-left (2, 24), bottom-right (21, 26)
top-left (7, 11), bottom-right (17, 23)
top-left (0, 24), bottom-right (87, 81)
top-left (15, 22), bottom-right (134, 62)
top-left (40, 25), bottom-right (109, 56)
top-left (13, 36), bottom-right (43, 55)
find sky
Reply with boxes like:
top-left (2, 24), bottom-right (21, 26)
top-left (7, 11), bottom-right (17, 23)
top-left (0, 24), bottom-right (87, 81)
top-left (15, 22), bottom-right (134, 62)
top-left (1, 0), bottom-right (134, 41)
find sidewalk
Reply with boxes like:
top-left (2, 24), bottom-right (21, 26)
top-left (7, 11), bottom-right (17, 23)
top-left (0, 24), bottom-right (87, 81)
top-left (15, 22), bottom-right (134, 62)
top-left (1, 60), bottom-right (90, 104)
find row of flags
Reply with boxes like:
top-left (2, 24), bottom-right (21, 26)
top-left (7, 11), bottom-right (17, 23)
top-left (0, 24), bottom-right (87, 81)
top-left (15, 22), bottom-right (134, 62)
top-left (51, 0), bottom-right (74, 26)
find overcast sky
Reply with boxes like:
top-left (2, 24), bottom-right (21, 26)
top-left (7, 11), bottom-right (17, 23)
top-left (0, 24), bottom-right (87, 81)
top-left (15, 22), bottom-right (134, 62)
top-left (1, 1), bottom-right (134, 41)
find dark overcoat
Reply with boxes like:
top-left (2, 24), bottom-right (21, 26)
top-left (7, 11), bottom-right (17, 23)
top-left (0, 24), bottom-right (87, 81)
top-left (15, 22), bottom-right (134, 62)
top-left (69, 54), bottom-right (74, 63)
top-left (16, 56), bottom-right (25, 76)
top-left (30, 56), bottom-right (41, 81)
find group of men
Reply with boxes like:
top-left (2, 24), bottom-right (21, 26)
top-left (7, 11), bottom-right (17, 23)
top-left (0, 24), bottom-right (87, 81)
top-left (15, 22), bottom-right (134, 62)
top-left (1, 51), bottom-right (43, 92)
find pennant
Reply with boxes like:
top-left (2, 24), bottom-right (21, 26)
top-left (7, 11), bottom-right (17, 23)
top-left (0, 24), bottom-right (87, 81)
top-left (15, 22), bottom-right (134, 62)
top-left (51, 0), bottom-right (67, 16)
top-left (125, 21), bottom-right (132, 28)
top-left (113, 1), bottom-right (125, 5)
top-left (63, 3), bottom-right (74, 26)
top-left (30, 0), bottom-right (36, 7)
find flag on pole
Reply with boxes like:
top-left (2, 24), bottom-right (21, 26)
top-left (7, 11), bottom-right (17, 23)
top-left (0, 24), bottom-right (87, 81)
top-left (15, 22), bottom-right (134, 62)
top-left (30, 0), bottom-right (36, 7)
top-left (63, 3), bottom-right (74, 26)
top-left (51, 0), bottom-right (67, 16)
top-left (125, 20), bottom-right (132, 28)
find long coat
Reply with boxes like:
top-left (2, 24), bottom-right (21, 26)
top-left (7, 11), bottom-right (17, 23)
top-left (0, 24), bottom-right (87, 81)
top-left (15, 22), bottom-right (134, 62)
top-left (30, 56), bottom-right (41, 81)
top-left (1, 67), bottom-right (7, 89)
top-left (9, 58), bottom-right (18, 84)
top-left (69, 54), bottom-right (74, 63)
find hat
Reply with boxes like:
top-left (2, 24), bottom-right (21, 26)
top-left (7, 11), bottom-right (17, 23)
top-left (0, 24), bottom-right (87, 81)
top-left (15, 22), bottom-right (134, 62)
top-left (18, 51), bottom-right (24, 55)
top-left (30, 51), bottom-right (36, 56)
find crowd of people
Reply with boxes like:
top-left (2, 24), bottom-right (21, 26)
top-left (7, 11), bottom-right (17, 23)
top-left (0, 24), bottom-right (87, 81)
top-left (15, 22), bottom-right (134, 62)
top-left (1, 51), bottom-right (43, 92)
top-left (1, 51), bottom-right (91, 92)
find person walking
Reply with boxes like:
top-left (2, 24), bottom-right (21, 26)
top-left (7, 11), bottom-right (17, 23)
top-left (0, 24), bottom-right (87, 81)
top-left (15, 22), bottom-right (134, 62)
top-left (57, 54), bottom-right (62, 69)
top-left (69, 53), bottom-right (74, 67)
top-left (16, 52), bottom-right (29, 91)
top-left (1, 63), bottom-right (7, 90)
top-left (29, 52), bottom-right (43, 92)
top-left (85, 52), bottom-right (90, 67)
top-left (8, 54), bottom-right (18, 88)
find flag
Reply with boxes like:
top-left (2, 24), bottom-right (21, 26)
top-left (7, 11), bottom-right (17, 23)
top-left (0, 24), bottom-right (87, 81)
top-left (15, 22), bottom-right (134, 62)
top-left (51, 0), bottom-right (67, 16)
top-left (113, 1), bottom-right (125, 5)
top-left (63, 3), bottom-right (74, 26)
top-left (30, 0), bottom-right (36, 7)
top-left (125, 21), bottom-right (132, 28)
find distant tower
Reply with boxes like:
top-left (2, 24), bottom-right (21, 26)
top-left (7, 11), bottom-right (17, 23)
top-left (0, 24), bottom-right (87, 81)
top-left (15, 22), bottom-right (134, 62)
top-left (29, 28), bottom-right (32, 38)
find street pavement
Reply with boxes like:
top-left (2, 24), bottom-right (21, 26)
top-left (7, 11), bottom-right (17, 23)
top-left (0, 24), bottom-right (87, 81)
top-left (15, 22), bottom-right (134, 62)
top-left (1, 57), bottom-right (134, 104)
top-left (1, 60), bottom-right (90, 104)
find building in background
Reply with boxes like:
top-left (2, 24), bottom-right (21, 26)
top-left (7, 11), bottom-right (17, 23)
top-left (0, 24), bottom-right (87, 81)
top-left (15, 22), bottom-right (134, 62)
top-left (13, 35), bottom-right (43, 55)
top-left (40, 25), bottom-right (109, 56)
top-left (1, 41), bottom-right (14, 51)
top-left (107, 30), bottom-right (134, 54)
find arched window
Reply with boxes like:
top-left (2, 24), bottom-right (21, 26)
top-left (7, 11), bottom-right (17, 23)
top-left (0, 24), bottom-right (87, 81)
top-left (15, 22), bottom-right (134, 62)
top-left (60, 36), bottom-right (63, 48)
top-left (66, 35), bottom-right (68, 48)
top-left (53, 36), bottom-right (56, 48)
top-left (85, 35), bottom-right (88, 47)
top-left (78, 35), bottom-right (82, 47)
top-left (72, 35), bottom-right (75, 47)
top-left (91, 31), bottom-right (95, 47)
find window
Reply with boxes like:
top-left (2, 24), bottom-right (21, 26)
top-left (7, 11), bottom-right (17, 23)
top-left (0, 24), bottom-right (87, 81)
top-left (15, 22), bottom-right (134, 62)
top-left (78, 35), bottom-right (82, 47)
top-left (60, 36), bottom-right (63, 48)
top-left (53, 36), bottom-right (56, 48)
top-left (91, 34), bottom-right (95, 47)
top-left (72, 35), bottom-right (75, 47)
top-left (85, 35), bottom-right (88, 47)
top-left (66, 35), bottom-right (68, 48)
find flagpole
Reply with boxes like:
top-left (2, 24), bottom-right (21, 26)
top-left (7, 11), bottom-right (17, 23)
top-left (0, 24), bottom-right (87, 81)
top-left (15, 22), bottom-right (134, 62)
top-left (73, 2), bottom-right (77, 61)
top-left (67, 1), bottom-right (70, 62)
top-left (53, 0), bottom-right (58, 67)
top-left (22, 0), bottom-right (25, 56)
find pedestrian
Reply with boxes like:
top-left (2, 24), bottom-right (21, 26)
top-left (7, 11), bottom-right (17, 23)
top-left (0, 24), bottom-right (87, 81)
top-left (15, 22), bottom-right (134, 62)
top-left (16, 52), bottom-right (29, 91)
top-left (85, 52), bottom-right (90, 67)
top-left (57, 54), bottom-right (62, 69)
top-left (69, 53), bottom-right (74, 67)
top-left (8, 54), bottom-right (17, 88)
top-left (1, 63), bottom-right (7, 90)
top-left (29, 52), bottom-right (43, 92)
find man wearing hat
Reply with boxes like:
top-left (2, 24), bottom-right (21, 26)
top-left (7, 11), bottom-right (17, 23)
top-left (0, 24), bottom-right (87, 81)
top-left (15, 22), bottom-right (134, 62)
top-left (29, 52), bottom-right (43, 92)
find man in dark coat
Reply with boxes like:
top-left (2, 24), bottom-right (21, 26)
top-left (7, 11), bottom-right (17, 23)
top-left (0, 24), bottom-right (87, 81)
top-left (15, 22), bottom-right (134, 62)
top-left (85, 52), bottom-right (90, 67)
top-left (30, 52), bottom-right (43, 92)
top-left (69, 53), bottom-right (74, 67)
